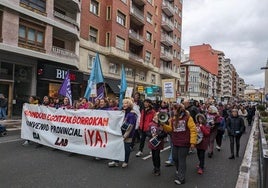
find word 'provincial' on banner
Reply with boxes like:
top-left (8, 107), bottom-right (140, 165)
top-left (21, 103), bottom-right (125, 161)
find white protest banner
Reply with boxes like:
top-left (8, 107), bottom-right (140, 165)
top-left (21, 103), bottom-right (125, 161)
top-left (162, 79), bottom-right (176, 101)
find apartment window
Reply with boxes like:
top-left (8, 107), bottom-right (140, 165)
top-left (146, 31), bottom-right (152, 42)
top-left (20, 0), bottom-right (46, 13)
top-left (90, 0), bottom-right (99, 15)
top-left (88, 54), bottom-right (95, 69)
top-left (116, 11), bottom-right (126, 26)
top-left (174, 20), bottom-right (178, 28)
top-left (139, 71), bottom-right (146, 81)
top-left (146, 12), bottom-right (152, 24)
top-left (173, 50), bottom-right (176, 58)
top-left (109, 63), bottom-right (119, 74)
top-left (121, 0), bottom-right (127, 4)
top-left (106, 6), bottom-right (111, 20)
top-left (89, 26), bottom-right (98, 43)
top-left (106, 32), bottom-right (110, 47)
top-left (0, 12), bottom-right (2, 42)
top-left (125, 67), bottom-right (134, 77)
top-left (18, 19), bottom-right (45, 50)
top-left (116, 36), bottom-right (125, 50)
top-left (154, 23), bottom-right (157, 32)
top-left (151, 74), bottom-right (156, 84)
top-left (145, 51), bottom-right (152, 62)
top-left (155, 6), bottom-right (158, 15)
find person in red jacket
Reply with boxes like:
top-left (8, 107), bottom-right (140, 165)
top-left (136, 99), bottom-right (156, 157)
top-left (195, 113), bottom-right (210, 175)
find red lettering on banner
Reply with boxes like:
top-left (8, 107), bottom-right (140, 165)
top-left (84, 129), bottom-right (107, 148)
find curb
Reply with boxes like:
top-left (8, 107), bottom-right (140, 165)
top-left (235, 115), bottom-right (259, 188)
top-left (0, 120), bottom-right (21, 131)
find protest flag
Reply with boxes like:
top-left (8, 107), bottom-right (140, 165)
top-left (58, 70), bottom-right (72, 105)
top-left (119, 64), bottom-right (127, 109)
top-left (84, 53), bottom-right (104, 100)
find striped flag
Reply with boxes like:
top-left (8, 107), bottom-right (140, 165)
top-left (58, 70), bottom-right (72, 105)
top-left (95, 84), bottom-right (105, 100)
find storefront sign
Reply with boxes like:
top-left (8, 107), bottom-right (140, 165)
top-left (38, 64), bottom-right (83, 83)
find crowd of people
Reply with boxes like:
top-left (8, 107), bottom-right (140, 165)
top-left (23, 93), bottom-right (257, 185)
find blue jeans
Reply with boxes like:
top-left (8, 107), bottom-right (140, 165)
top-left (0, 107), bottom-right (7, 120)
top-left (114, 142), bottom-right (132, 163)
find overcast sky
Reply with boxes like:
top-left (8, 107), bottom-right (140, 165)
top-left (182, 0), bottom-right (268, 88)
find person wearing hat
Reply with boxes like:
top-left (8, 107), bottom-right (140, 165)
top-left (0, 94), bottom-right (7, 120)
top-left (226, 108), bottom-right (245, 159)
top-left (136, 99), bottom-right (156, 157)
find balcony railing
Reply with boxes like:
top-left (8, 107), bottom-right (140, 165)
top-left (162, 0), bottom-right (175, 16)
top-left (130, 6), bottom-right (144, 22)
top-left (52, 46), bottom-right (78, 60)
top-left (161, 16), bottom-right (174, 31)
top-left (129, 30), bottom-right (144, 43)
top-left (161, 34), bottom-right (173, 46)
top-left (160, 50), bottom-right (173, 61)
top-left (54, 11), bottom-right (78, 26)
top-left (129, 52), bottom-right (144, 63)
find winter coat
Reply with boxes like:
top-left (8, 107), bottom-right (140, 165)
top-left (196, 123), bottom-right (210, 150)
top-left (163, 111), bottom-right (197, 147)
top-left (226, 115), bottom-right (245, 137)
top-left (139, 107), bottom-right (156, 132)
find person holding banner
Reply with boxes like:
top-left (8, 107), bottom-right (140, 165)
top-left (162, 104), bottom-right (197, 185)
top-left (108, 98), bottom-right (137, 168)
top-left (60, 97), bottom-right (73, 109)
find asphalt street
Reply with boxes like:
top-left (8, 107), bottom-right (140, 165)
top-left (0, 127), bottom-right (251, 188)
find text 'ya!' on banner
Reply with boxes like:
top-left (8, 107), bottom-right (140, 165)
top-left (21, 103), bottom-right (125, 161)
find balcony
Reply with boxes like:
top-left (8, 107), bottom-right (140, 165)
top-left (160, 34), bottom-right (173, 46)
top-left (130, 6), bottom-right (144, 26)
top-left (160, 50), bottom-right (173, 61)
top-left (129, 30), bottom-right (144, 46)
top-left (51, 46), bottom-right (78, 60)
top-left (162, 0), bottom-right (175, 17)
top-left (132, 0), bottom-right (145, 6)
top-left (54, 11), bottom-right (79, 27)
top-left (161, 16), bottom-right (174, 31)
top-left (106, 47), bottom-right (129, 61)
top-left (129, 52), bottom-right (144, 64)
top-left (159, 65), bottom-right (178, 78)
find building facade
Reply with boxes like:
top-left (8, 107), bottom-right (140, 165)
top-left (0, 0), bottom-right (81, 117)
top-left (79, 0), bottom-right (182, 99)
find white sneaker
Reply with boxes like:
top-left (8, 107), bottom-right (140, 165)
top-left (22, 140), bottom-right (29, 146)
top-left (165, 160), bottom-right (173, 166)
top-left (136, 151), bottom-right (143, 157)
top-left (122, 162), bottom-right (128, 168)
top-left (108, 161), bottom-right (119, 167)
top-left (216, 145), bottom-right (221, 151)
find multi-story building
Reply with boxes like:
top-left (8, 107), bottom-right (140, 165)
top-left (221, 58), bottom-right (232, 99)
top-left (0, 0), bottom-right (81, 117)
top-left (79, 0), bottom-right (182, 99)
top-left (237, 77), bottom-right (245, 100)
top-left (231, 64), bottom-right (238, 98)
top-left (179, 60), bottom-right (209, 102)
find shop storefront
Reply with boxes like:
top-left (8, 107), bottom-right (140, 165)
top-left (37, 63), bottom-right (83, 101)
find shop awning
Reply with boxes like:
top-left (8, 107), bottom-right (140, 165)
top-left (105, 78), bottom-right (120, 94)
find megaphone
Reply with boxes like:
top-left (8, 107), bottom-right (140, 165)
top-left (158, 112), bottom-right (169, 123)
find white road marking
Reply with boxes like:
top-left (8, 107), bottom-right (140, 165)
top-left (0, 138), bottom-right (22, 144)
top-left (142, 145), bottom-right (171, 160)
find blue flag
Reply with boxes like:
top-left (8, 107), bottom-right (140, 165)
top-left (119, 64), bottom-right (127, 109)
top-left (84, 53), bottom-right (104, 99)
top-left (58, 70), bottom-right (72, 105)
